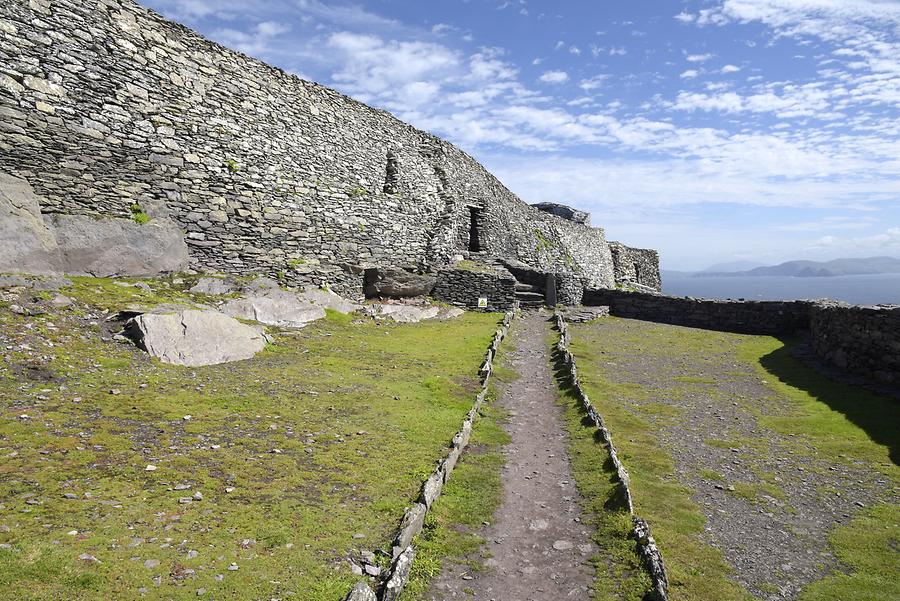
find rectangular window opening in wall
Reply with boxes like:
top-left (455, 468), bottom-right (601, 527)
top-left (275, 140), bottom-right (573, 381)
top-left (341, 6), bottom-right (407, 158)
top-left (468, 206), bottom-right (483, 252)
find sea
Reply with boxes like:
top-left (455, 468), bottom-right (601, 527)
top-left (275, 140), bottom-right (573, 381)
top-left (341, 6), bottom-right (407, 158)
top-left (662, 273), bottom-right (900, 306)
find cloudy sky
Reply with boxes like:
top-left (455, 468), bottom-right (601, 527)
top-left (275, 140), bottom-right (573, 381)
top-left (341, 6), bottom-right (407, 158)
top-left (143, 0), bottom-right (900, 270)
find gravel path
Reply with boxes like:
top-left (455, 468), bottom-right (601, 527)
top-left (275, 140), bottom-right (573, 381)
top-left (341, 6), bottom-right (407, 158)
top-left (572, 317), bottom-right (898, 600)
top-left (426, 312), bottom-right (596, 601)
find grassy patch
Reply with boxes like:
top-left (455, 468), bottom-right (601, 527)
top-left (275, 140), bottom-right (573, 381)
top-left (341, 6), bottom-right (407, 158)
top-left (798, 504), bottom-right (900, 601)
top-left (568, 317), bottom-right (900, 600)
top-left (739, 336), bottom-right (899, 473)
top-left (0, 283), bottom-right (502, 601)
top-left (568, 321), bottom-right (756, 601)
top-left (403, 400), bottom-right (510, 599)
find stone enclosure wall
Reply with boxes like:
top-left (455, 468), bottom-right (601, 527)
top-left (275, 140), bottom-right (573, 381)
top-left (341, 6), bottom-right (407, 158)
top-left (431, 265), bottom-right (517, 312)
top-left (584, 289), bottom-right (899, 385)
top-left (0, 0), bottom-right (619, 298)
top-left (608, 242), bottom-right (662, 292)
top-left (810, 303), bottom-right (899, 385)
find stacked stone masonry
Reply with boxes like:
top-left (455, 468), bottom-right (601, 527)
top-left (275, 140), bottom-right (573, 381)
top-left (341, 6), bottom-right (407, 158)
top-left (0, 0), bottom-right (635, 299)
top-left (584, 289), bottom-right (899, 385)
top-left (431, 266), bottom-right (518, 312)
top-left (608, 242), bottom-right (662, 292)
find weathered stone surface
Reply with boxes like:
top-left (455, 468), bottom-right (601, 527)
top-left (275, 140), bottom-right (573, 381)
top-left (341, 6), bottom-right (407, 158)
top-left (190, 277), bottom-right (236, 295)
top-left (342, 582), bottom-right (376, 601)
top-left (383, 546), bottom-right (415, 601)
top-left (363, 304), bottom-right (441, 323)
top-left (124, 309), bottom-right (267, 366)
top-left (48, 213), bottom-right (189, 277)
top-left (531, 202), bottom-right (590, 225)
top-left (364, 267), bottom-right (437, 299)
top-left (608, 242), bottom-right (662, 292)
top-left (222, 289), bottom-right (326, 328)
top-left (298, 286), bottom-right (361, 314)
top-left (0, 172), bottom-right (188, 278)
top-left (0, 172), bottom-right (61, 274)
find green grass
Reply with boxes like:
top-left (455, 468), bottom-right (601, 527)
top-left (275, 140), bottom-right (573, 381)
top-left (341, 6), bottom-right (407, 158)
top-left (567, 317), bottom-right (899, 601)
top-left (798, 504), bottom-right (900, 601)
top-left (739, 336), bottom-right (899, 473)
top-left (552, 355), bottom-right (653, 600)
top-left (0, 278), bottom-right (502, 600)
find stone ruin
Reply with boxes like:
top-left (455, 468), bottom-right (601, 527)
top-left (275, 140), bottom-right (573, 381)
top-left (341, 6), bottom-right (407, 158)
top-left (0, 0), bottom-right (661, 311)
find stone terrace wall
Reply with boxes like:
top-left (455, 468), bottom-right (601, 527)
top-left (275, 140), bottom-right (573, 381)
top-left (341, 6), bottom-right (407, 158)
top-left (608, 242), bottom-right (662, 292)
top-left (584, 289), bottom-right (900, 386)
top-left (810, 303), bottom-right (899, 384)
top-left (0, 0), bottom-right (616, 297)
top-left (431, 266), bottom-right (517, 312)
top-left (584, 289), bottom-right (812, 335)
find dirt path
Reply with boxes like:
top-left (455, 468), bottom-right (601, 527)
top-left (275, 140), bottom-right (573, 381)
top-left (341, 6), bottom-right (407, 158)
top-left (426, 312), bottom-right (596, 601)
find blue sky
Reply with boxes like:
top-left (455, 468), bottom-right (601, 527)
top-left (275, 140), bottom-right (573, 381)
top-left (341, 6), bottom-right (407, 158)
top-left (142, 0), bottom-right (900, 270)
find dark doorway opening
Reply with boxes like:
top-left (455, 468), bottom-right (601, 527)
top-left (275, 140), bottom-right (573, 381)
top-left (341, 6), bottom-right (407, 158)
top-left (468, 206), bottom-right (483, 252)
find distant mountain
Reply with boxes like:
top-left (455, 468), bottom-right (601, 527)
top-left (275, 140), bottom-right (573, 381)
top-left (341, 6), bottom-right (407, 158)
top-left (700, 256), bottom-right (900, 278)
top-left (701, 260), bottom-right (767, 273)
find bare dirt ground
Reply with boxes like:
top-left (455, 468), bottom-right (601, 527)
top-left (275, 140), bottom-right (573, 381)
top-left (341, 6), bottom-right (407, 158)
top-left (426, 312), bottom-right (597, 601)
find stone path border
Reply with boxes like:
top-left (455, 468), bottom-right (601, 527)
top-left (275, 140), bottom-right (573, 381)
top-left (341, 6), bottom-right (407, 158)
top-left (344, 311), bottom-right (515, 601)
top-left (553, 312), bottom-right (669, 601)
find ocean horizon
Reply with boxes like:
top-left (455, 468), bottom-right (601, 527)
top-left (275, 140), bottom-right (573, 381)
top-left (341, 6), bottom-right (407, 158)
top-left (662, 272), bottom-right (900, 305)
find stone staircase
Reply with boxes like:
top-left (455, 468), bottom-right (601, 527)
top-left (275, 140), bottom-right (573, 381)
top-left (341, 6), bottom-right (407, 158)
top-left (515, 281), bottom-right (545, 309)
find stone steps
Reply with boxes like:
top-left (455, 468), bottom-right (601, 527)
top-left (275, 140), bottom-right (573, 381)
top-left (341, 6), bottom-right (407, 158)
top-left (516, 290), bottom-right (545, 308)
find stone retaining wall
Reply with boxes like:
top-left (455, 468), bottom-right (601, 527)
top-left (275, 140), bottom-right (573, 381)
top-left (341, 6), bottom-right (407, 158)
top-left (810, 303), bottom-right (900, 384)
top-left (345, 311), bottom-right (515, 601)
top-left (0, 0), bottom-right (620, 297)
top-left (431, 266), bottom-right (517, 312)
top-left (583, 289), bottom-right (899, 385)
top-left (583, 289), bottom-right (813, 334)
top-left (554, 312), bottom-right (668, 601)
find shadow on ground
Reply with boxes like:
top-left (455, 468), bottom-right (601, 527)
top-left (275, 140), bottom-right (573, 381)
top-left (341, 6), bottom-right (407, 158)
top-left (760, 338), bottom-right (900, 466)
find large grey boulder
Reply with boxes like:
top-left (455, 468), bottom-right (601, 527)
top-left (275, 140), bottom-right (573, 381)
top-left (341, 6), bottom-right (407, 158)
top-left (364, 267), bottom-right (436, 298)
top-left (363, 303), bottom-right (463, 323)
top-left (0, 172), bottom-right (62, 274)
top-left (222, 288), bottom-right (326, 328)
top-left (532, 202), bottom-right (590, 225)
top-left (124, 309), bottom-right (267, 366)
top-left (49, 213), bottom-right (189, 277)
top-left (0, 172), bottom-right (189, 278)
top-left (298, 286), bottom-right (361, 314)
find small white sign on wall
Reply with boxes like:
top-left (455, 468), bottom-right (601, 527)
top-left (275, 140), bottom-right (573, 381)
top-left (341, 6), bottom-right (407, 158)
top-left (477, 297), bottom-right (488, 308)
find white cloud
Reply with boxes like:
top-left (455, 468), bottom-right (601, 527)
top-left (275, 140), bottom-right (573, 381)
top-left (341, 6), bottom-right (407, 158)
top-left (687, 53), bottom-right (713, 62)
top-left (721, 64), bottom-right (741, 73)
top-left (680, 69), bottom-right (699, 79)
top-left (539, 70), bottom-right (569, 84)
top-left (212, 20), bottom-right (291, 55)
top-left (674, 11), bottom-right (695, 24)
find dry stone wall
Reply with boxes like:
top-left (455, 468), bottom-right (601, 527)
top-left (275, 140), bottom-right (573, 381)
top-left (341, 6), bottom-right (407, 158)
top-left (431, 265), bottom-right (517, 312)
top-left (584, 289), bottom-right (900, 386)
top-left (0, 0), bottom-right (617, 297)
top-left (810, 303), bottom-right (899, 385)
top-left (608, 242), bottom-right (662, 292)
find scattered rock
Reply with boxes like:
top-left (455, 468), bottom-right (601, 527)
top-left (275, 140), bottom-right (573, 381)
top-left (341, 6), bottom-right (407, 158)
top-left (190, 277), bottom-right (236, 295)
top-left (552, 540), bottom-right (573, 551)
top-left (222, 289), bottom-right (326, 328)
top-left (145, 464), bottom-right (157, 472)
top-left (123, 309), bottom-right (268, 366)
top-left (79, 553), bottom-right (100, 563)
top-left (298, 286), bottom-right (361, 314)
top-left (144, 559), bottom-right (160, 569)
top-left (363, 304), bottom-right (440, 323)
